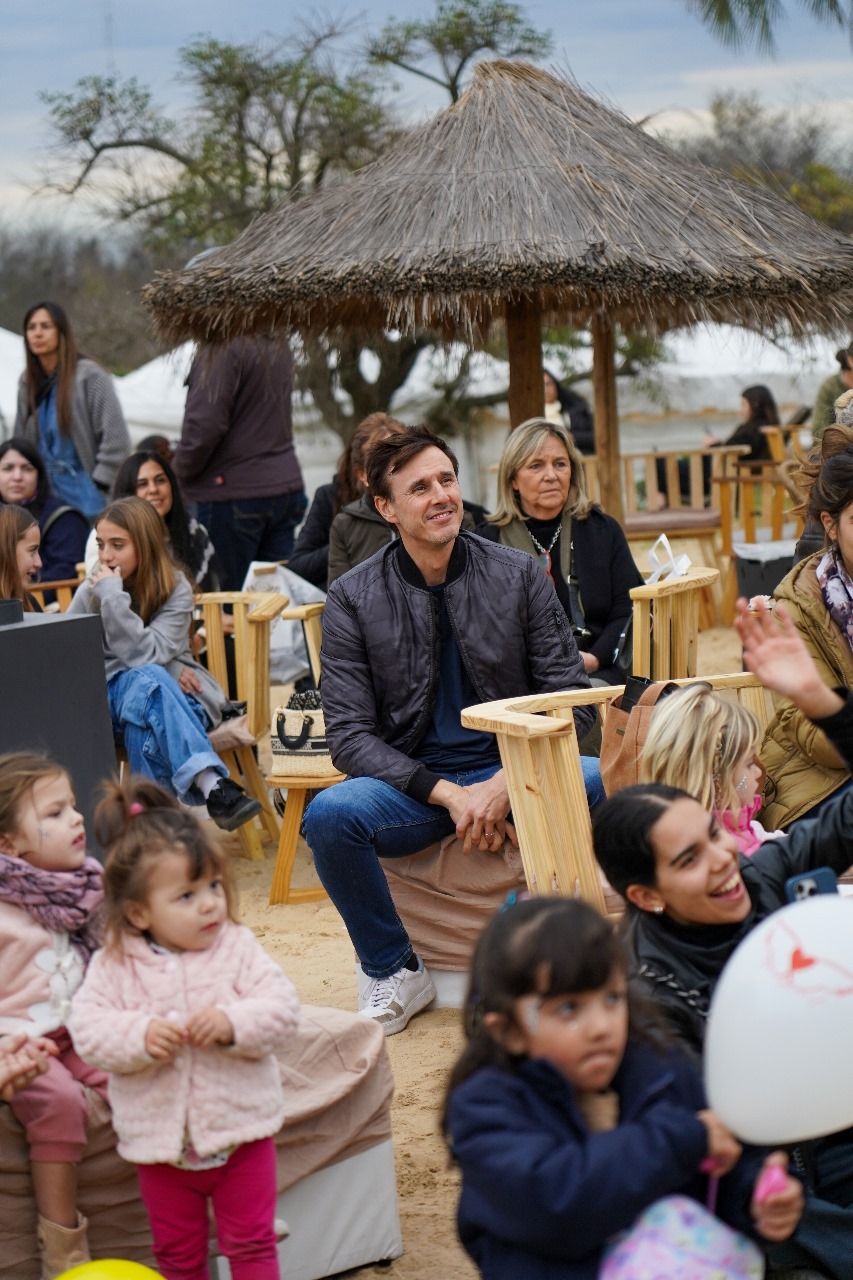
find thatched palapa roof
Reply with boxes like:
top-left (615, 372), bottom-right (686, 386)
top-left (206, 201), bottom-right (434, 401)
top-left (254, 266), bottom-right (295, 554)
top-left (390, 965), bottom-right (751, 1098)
top-left (143, 60), bottom-right (853, 345)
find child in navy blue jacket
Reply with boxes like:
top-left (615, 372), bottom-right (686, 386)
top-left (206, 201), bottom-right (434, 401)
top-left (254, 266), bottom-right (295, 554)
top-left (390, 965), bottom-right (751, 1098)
top-left (443, 897), bottom-right (802, 1280)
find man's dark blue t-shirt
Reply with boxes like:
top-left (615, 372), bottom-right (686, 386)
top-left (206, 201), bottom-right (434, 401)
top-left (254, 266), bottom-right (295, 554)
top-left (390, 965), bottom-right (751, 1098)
top-left (415, 584), bottom-right (500, 773)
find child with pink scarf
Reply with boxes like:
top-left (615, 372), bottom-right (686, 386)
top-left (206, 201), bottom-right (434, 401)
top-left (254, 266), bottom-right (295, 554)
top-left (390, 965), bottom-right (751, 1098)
top-left (0, 751), bottom-right (105, 1278)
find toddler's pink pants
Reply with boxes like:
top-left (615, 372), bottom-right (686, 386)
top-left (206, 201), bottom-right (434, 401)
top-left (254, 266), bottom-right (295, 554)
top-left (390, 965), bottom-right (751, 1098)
top-left (136, 1136), bottom-right (279, 1280)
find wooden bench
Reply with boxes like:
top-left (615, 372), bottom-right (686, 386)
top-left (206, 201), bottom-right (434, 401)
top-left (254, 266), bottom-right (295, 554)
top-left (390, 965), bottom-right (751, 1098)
top-left (462, 673), bottom-right (773, 913)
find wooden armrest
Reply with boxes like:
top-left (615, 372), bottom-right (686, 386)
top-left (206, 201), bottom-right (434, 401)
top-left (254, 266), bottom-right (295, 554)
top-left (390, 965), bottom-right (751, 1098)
top-left (629, 566), bottom-right (719, 600)
top-left (245, 593), bottom-right (290, 623)
top-left (281, 602), bottom-right (326, 621)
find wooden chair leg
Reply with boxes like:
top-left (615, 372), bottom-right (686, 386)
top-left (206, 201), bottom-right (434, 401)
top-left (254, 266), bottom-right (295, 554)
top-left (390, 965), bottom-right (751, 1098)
top-left (221, 749), bottom-right (265, 861)
top-left (235, 745), bottom-right (279, 843)
top-left (268, 786), bottom-right (328, 905)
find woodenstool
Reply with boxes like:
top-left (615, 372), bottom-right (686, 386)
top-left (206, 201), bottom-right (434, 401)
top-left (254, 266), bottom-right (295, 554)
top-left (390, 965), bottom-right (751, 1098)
top-left (267, 772), bottom-right (344, 905)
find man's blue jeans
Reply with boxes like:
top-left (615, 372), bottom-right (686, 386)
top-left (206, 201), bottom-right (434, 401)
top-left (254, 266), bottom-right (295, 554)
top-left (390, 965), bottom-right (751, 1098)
top-left (108, 665), bottom-right (226, 804)
top-left (303, 757), bottom-right (604, 979)
top-left (199, 491), bottom-right (308, 590)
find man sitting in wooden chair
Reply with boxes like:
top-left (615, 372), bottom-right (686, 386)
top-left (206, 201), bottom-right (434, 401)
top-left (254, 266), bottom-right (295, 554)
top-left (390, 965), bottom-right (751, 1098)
top-left (302, 426), bottom-right (599, 1037)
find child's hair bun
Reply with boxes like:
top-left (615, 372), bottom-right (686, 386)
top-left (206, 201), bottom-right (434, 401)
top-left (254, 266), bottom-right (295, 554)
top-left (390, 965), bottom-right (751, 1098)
top-left (95, 777), bottom-right (180, 848)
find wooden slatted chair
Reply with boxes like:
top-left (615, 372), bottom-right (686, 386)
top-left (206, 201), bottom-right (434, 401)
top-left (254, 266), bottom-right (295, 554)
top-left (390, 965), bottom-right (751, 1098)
top-left (620, 445), bottom-right (747, 624)
top-left (199, 591), bottom-right (288, 861)
top-left (266, 601), bottom-right (340, 905)
top-left (715, 467), bottom-right (804, 621)
top-left (28, 575), bottom-right (83, 612)
top-left (630, 565), bottom-right (720, 681)
top-left (461, 673), bottom-right (773, 914)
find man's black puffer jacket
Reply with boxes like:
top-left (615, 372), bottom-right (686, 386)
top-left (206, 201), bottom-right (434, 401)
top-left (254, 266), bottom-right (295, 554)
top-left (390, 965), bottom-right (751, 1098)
top-left (320, 532), bottom-right (593, 803)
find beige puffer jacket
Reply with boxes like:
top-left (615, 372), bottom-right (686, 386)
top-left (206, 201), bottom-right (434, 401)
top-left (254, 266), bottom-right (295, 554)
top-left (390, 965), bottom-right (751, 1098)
top-left (761, 552), bottom-right (853, 828)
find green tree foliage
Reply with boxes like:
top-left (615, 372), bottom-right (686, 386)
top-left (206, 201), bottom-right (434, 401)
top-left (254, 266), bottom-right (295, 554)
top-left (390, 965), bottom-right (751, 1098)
top-left (42, 29), bottom-right (393, 249)
top-left (366, 0), bottom-right (552, 101)
top-left (685, 0), bottom-right (850, 49)
top-left (673, 91), bottom-right (853, 234)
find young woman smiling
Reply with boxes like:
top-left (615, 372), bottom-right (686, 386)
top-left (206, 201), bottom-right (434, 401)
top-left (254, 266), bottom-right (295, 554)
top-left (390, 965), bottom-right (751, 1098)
top-left (83, 451), bottom-right (217, 590)
top-left (0, 505), bottom-right (43, 611)
top-left (594, 600), bottom-right (853, 1280)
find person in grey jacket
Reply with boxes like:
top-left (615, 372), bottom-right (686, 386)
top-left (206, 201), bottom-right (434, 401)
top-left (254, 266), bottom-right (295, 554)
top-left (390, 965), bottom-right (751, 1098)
top-left (15, 301), bottom-right (130, 518)
top-left (67, 496), bottom-right (260, 832)
top-left (173, 336), bottom-right (306, 590)
top-left (303, 426), bottom-right (600, 1037)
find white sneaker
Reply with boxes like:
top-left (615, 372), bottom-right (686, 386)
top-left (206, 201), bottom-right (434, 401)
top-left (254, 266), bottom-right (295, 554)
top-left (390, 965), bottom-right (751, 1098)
top-left (357, 957), bottom-right (436, 1035)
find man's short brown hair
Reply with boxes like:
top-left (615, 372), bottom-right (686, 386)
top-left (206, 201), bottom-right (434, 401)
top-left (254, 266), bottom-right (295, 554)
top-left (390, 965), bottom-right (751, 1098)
top-left (367, 425), bottom-right (459, 503)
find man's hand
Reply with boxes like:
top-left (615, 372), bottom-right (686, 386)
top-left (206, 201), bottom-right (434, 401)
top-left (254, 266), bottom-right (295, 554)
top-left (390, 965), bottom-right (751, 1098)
top-left (735, 597), bottom-right (843, 719)
top-left (581, 651), bottom-right (600, 674)
top-left (145, 1018), bottom-right (187, 1061)
top-left (430, 771), bottom-right (517, 853)
top-left (186, 1007), bottom-right (234, 1048)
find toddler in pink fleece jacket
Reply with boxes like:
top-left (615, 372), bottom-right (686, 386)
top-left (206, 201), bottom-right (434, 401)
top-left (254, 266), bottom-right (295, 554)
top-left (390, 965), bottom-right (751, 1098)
top-left (0, 751), bottom-right (105, 1280)
top-left (70, 779), bottom-right (300, 1280)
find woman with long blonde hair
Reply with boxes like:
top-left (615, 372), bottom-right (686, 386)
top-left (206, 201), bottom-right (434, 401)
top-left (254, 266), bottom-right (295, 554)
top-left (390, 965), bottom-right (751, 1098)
top-left (479, 418), bottom-right (641, 684)
top-left (67, 497), bottom-right (259, 831)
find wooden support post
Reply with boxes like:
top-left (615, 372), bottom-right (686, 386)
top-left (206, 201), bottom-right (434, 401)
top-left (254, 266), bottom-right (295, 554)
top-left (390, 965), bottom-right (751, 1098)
top-left (591, 313), bottom-right (622, 522)
top-left (506, 297), bottom-right (543, 427)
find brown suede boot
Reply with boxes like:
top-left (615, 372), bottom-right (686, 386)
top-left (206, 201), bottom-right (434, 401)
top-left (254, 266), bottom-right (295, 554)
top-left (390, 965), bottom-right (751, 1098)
top-left (37, 1213), bottom-right (90, 1280)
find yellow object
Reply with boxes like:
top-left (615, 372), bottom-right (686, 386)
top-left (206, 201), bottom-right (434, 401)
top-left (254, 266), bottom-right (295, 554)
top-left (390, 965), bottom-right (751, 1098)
top-left (59, 1263), bottom-right (163, 1279)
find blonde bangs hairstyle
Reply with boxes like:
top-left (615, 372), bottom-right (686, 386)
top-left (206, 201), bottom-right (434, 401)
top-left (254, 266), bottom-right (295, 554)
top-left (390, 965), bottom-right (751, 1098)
top-left (640, 684), bottom-right (760, 814)
top-left (488, 418), bottom-right (593, 526)
top-left (96, 496), bottom-right (178, 623)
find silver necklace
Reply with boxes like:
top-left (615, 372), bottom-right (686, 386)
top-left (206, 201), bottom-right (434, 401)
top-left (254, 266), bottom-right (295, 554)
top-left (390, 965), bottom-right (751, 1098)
top-left (527, 522), bottom-right (561, 577)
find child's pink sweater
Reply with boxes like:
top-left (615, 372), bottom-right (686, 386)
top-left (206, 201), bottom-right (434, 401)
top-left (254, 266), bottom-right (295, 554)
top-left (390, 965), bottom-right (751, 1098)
top-left (69, 921), bottom-right (299, 1163)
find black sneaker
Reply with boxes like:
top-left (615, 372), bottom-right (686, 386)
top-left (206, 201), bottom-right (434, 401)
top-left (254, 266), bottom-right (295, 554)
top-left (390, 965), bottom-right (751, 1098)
top-left (206, 779), bottom-right (262, 832)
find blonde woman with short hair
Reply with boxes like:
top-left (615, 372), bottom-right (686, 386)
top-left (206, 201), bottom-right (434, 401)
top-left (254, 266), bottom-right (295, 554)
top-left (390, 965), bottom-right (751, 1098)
top-left (478, 418), bottom-right (641, 683)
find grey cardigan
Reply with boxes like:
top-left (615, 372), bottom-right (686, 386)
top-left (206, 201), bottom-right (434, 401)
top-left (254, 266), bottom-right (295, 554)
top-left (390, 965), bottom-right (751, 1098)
top-left (16, 359), bottom-right (131, 491)
top-left (67, 573), bottom-right (227, 728)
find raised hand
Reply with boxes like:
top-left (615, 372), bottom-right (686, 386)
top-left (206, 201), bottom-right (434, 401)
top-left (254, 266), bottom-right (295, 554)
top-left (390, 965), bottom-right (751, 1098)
top-left (735, 597), bottom-right (843, 719)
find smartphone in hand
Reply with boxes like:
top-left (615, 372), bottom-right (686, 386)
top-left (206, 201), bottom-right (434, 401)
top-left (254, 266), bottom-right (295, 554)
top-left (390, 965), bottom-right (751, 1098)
top-left (784, 868), bottom-right (838, 904)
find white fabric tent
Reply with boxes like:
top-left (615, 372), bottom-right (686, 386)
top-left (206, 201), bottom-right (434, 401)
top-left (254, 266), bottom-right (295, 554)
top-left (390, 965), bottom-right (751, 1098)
top-left (0, 327), bottom-right (22, 434)
top-left (0, 323), bottom-right (845, 455)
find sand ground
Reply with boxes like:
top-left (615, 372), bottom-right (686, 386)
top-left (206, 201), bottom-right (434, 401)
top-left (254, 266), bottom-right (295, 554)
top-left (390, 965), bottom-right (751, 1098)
top-left (232, 624), bottom-right (743, 1279)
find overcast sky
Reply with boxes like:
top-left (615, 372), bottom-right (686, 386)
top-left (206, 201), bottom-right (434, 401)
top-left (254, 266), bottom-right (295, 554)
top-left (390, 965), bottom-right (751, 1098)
top-left (2, 0), bottom-right (851, 224)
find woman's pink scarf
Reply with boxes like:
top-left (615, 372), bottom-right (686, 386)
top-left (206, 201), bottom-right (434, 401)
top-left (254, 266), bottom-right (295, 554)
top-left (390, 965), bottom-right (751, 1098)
top-left (0, 852), bottom-right (104, 959)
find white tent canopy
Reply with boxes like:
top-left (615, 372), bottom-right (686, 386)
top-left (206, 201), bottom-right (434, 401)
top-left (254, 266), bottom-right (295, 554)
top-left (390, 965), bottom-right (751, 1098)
top-left (0, 323), bottom-right (846, 453)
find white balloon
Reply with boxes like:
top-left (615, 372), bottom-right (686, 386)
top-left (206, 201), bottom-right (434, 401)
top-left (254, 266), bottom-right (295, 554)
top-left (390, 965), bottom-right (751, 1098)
top-left (705, 895), bottom-right (853, 1145)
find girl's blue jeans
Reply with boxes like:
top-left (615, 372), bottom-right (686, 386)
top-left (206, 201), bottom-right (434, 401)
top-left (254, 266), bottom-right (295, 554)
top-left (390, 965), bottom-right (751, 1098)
top-left (303, 757), bottom-right (604, 979)
top-left (107, 665), bottom-right (226, 805)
